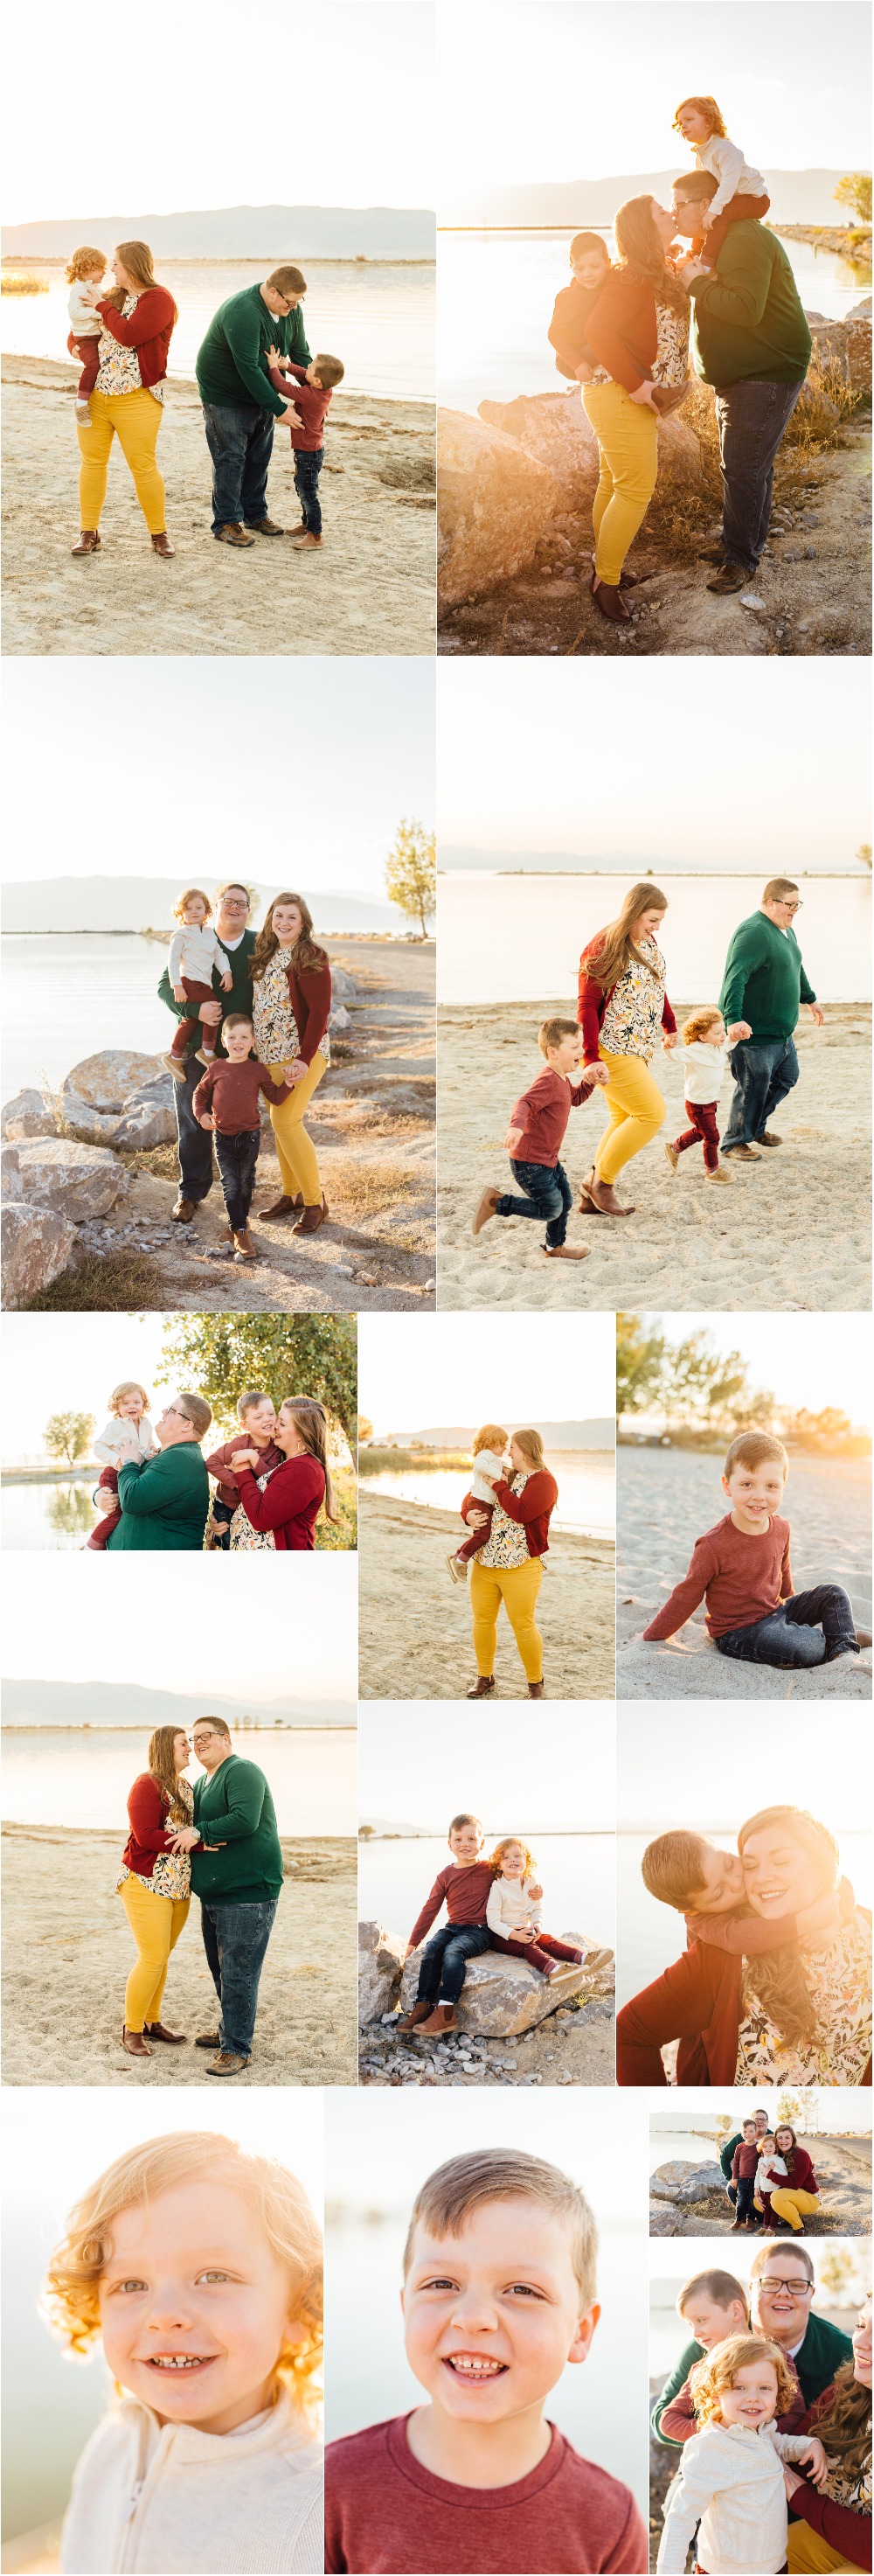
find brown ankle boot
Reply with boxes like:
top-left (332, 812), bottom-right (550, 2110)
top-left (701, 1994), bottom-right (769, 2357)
top-left (121, 2026), bottom-right (150, 2056)
top-left (257, 1193), bottom-right (302, 1221)
top-left (293, 1196), bottom-right (328, 1236)
top-left (528, 1681), bottom-right (545, 1699)
top-left (232, 1226), bottom-right (258, 1261)
top-left (397, 1999), bottom-right (434, 2032)
top-left (416, 2003), bottom-right (457, 2036)
top-left (579, 1167), bottom-right (635, 1216)
top-left (466, 1674), bottom-right (496, 1699)
top-left (72, 529), bottom-right (101, 554)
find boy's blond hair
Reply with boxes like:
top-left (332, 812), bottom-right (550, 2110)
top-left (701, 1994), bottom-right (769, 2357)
top-left (488, 1833), bottom-right (538, 1881)
top-left (42, 2131), bottom-right (323, 2410)
top-left (472, 1424), bottom-right (508, 1458)
top-left (538, 1015), bottom-right (579, 1057)
top-left (313, 353), bottom-right (344, 386)
top-left (172, 887), bottom-right (213, 923)
top-left (66, 246), bottom-right (107, 282)
top-left (108, 1380), bottom-right (149, 1417)
top-left (724, 1431), bottom-right (787, 1479)
top-left (403, 2148), bottom-right (597, 2308)
top-left (677, 2267), bottom-right (748, 2322)
top-left (672, 94), bottom-right (727, 139)
top-left (447, 1811), bottom-right (482, 1838)
top-left (690, 2333), bottom-right (797, 2429)
top-left (238, 1388), bottom-right (271, 1421)
top-left (641, 1828), bottom-right (708, 1911)
top-left (681, 1007), bottom-right (723, 1045)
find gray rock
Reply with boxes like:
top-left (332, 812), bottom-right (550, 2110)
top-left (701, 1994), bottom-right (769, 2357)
top-left (651, 2159), bottom-right (725, 2204)
top-left (328, 1006), bottom-right (352, 1034)
top-left (0, 1088), bottom-right (61, 1143)
top-left (399, 1932), bottom-right (613, 2037)
top-left (649, 2201), bottom-right (680, 2236)
top-left (60, 1048), bottom-right (165, 1116)
top-left (57, 1093), bottom-right (123, 1145)
top-left (358, 1918), bottom-right (406, 2023)
top-left (437, 407), bottom-right (559, 610)
top-left (1, 1144), bottom-right (24, 1200)
top-left (114, 1091), bottom-right (177, 1151)
top-left (16, 1138), bottom-right (128, 1222)
top-left (329, 966), bottom-right (357, 999)
top-left (2, 1199), bottom-right (76, 1305)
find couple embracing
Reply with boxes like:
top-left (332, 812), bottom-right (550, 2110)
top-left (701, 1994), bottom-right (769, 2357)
top-left (119, 1716), bottom-right (283, 2077)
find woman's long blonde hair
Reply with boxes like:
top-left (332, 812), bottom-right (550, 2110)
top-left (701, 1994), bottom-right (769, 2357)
top-left (613, 197), bottom-right (689, 317)
top-left (147, 1725), bottom-right (191, 1826)
top-left (251, 894), bottom-right (328, 984)
top-left (739, 1806), bottom-right (842, 2046)
top-left (280, 1398), bottom-right (338, 1524)
top-left (808, 2329), bottom-right (872, 2487)
top-left (511, 1427), bottom-right (546, 1473)
top-left (586, 882), bottom-right (669, 995)
top-left (102, 240), bottom-right (178, 323)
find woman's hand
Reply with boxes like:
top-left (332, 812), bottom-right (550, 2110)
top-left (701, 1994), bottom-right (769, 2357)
top-left (585, 1062), bottom-right (611, 1087)
top-left (467, 1508), bottom-right (490, 1529)
top-left (575, 361), bottom-right (594, 383)
top-left (629, 379), bottom-right (657, 408)
top-left (232, 1445), bottom-right (260, 1470)
top-left (527, 1881), bottom-right (544, 1902)
top-left (286, 1056), bottom-right (309, 1086)
top-left (198, 1113), bottom-right (214, 1130)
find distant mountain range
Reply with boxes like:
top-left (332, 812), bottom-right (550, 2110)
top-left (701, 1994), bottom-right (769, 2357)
top-left (2, 1678), bottom-right (354, 1730)
top-left (443, 169), bottom-right (862, 228)
top-left (3, 204), bottom-right (435, 260)
top-left (439, 849), bottom-right (867, 877)
top-left (371, 1420), bottom-right (614, 1450)
top-left (3, 877), bottom-right (396, 933)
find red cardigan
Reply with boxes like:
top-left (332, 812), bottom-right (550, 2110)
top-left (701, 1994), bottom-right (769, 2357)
top-left (617, 1942), bottom-right (873, 2088)
top-left (94, 285), bottom-right (177, 386)
top-left (790, 2384), bottom-right (871, 2570)
top-left (122, 1772), bottom-right (184, 1879)
top-left (281, 955), bottom-right (332, 1067)
top-left (760, 2146), bottom-right (819, 2198)
top-left (584, 270), bottom-right (658, 393)
top-left (234, 1453), bottom-right (326, 1549)
top-left (577, 932), bottom-right (676, 1065)
top-left (461, 1469), bottom-right (558, 1559)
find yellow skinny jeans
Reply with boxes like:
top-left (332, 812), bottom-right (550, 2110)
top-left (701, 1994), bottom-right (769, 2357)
top-left (767, 2186), bottom-right (822, 2231)
top-left (77, 386), bottom-right (167, 534)
top-left (120, 1876), bottom-right (191, 2031)
top-left (582, 381), bottom-right (659, 584)
top-left (469, 1556), bottom-right (544, 1685)
top-left (267, 1055), bottom-right (325, 1207)
top-left (787, 2521), bottom-right (865, 2573)
top-left (594, 1048), bottom-right (667, 1182)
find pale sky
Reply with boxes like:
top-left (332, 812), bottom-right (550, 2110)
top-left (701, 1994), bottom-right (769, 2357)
top-left (358, 1702), bottom-right (616, 1828)
top-left (1, 1314), bottom-right (356, 1462)
top-left (651, 2092), bottom-right (873, 2140)
top-left (631, 1311), bottom-right (872, 1431)
top-left (2, 664), bottom-right (434, 900)
top-left (439, 1), bottom-right (871, 208)
top-left (3, 2087), bottom-right (323, 2229)
top-left (649, 2235), bottom-right (866, 2290)
top-left (438, 663), bottom-right (871, 867)
top-left (358, 1312), bottom-right (615, 1431)
top-left (617, 1708), bottom-right (872, 1831)
top-left (2, 1555), bottom-right (357, 1706)
top-left (3, 3), bottom-right (435, 225)
top-left (324, 2086), bottom-right (646, 2225)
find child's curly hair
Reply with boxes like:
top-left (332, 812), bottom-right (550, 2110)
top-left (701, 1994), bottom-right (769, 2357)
top-left (172, 888), bottom-right (213, 923)
top-left (472, 1424), bottom-right (509, 1457)
top-left (108, 1380), bottom-right (149, 1417)
top-left (42, 2132), bottom-right (323, 2416)
top-left (488, 1834), bottom-right (538, 1881)
top-left (65, 246), bottom-right (107, 282)
top-left (672, 95), bottom-right (727, 140)
top-left (681, 1008), bottom-right (724, 1045)
top-left (690, 2333), bottom-right (798, 2429)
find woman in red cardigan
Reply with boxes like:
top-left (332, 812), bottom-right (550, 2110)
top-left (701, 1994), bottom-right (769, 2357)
top-left (461, 1427), bottom-right (558, 1702)
top-left (251, 893), bottom-right (332, 1236)
top-left (582, 195), bottom-right (690, 622)
top-left (116, 1724), bottom-right (196, 2057)
top-left (232, 1396), bottom-right (338, 1549)
top-left (760, 2127), bottom-right (822, 2234)
top-left (785, 2300), bottom-right (872, 2573)
top-left (577, 879), bottom-right (676, 1215)
top-left (73, 240), bottom-right (177, 557)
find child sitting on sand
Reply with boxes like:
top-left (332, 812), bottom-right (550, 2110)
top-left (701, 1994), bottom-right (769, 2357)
top-left (485, 1834), bottom-right (585, 1979)
top-left (45, 2128), bottom-right (323, 2576)
top-left (161, 888), bottom-right (232, 1083)
top-left (664, 1006), bottom-right (751, 1185)
top-left (396, 1811), bottom-right (494, 2038)
top-left (445, 1424), bottom-right (509, 1584)
top-left (193, 1015), bottom-right (294, 1264)
top-left (266, 345), bottom-right (345, 548)
top-left (66, 246), bottom-right (108, 424)
top-left (87, 1380), bottom-right (159, 1550)
top-left (656, 2333), bottom-right (828, 2573)
top-left (672, 96), bottom-right (770, 264)
top-left (472, 1017), bottom-right (599, 1261)
top-left (641, 1429), bottom-right (871, 1669)
top-left (548, 231), bottom-right (612, 389)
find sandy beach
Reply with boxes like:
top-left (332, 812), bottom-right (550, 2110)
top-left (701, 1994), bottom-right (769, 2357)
top-left (358, 1490), bottom-right (614, 1698)
top-left (437, 1000), bottom-right (871, 1312)
top-left (617, 1447), bottom-right (872, 1702)
top-left (649, 2130), bottom-right (872, 2237)
top-left (1, 356), bottom-right (434, 657)
top-left (0, 1825), bottom-right (357, 2085)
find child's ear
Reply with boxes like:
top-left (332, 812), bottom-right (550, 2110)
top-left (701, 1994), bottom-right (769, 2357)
top-left (567, 2301), bottom-right (600, 2367)
top-left (720, 1475), bottom-right (732, 1498)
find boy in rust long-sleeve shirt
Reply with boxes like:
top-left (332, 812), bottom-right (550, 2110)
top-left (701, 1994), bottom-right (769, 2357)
top-left (641, 1429), bottom-right (869, 1671)
top-left (395, 1813), bottom-right (495, 2039)
top-left (473, 1018), bottom-right (599, 1263)
top-left (266, 345), bottom-right (344, 545)
top-left (192, 1012), bottom-right (291, 1260)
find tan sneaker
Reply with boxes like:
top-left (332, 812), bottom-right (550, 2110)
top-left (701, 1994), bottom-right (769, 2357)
top-left (160, 1051), bottom-right (187, 1085)
top-left (214, 522), bottom-right (256, 547)
top-left (473, 1187), bottom-right (501, 1236)
top-left (446, 1553), bottom-right (468, 1584)
top-left (707, 1165), bottom-right (733, 1184)
top-left (205, 2050), bottom-right (247, 2076)
top-left (663, 1141), bottom-right (680, 1174)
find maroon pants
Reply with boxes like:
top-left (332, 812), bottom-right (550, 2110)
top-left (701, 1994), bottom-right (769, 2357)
top-left (455, 1502), bottom-right (494, 1563)
top-left (696, 191), bottom-right (772, 266)
top-left (89, 1466), bottom-right (121, 1549)
top-left (72, 333), bottom-right (101, 396)
top-left (491, 1931), bottom-right (583, 1978)
top-left (170, 977), bottom-right (218, 1057)
top-left (673, 1098), bottom-right (720, 1173)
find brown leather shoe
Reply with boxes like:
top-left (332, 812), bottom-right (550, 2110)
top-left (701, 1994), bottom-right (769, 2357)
top-left (214, 522), bottom-right (256, 547)
top-left (579, 1167), bottom-right (635, 1216)
top-left (543, 1243), bottom-right (589, 1259)
top-left (72, 529), bottom-right (101, 554)
top-left (151, 533), bottom-right (175, 557)
top-left (591, 572), bottom-right (630, 623)
top-left (728, 1143), bottom-right (762, 1163)
top-left (467, 1674), bottom-right (496, 1699)
top-left (397, 2000), bottom-right (434, 2032)
top-left (473, 1186), bottom-right (501, 1236)
top-left (195, 2029), bottom-right (223, 2048)
top-left (171, 1196), bottom-right (197, 1222)
top-left (257, 1192), bottom-right (303, 1220)
top-left (244, 516), bottom-right (285, 534)
top-left (760, 1131), bottom-right (782, 1146)
top-left (293, 1196), bottom-right (328, 1236)
top-left (232, 1226), bottom-right (258, 1261)
top-left (288, 531), bottom-right (323, 548)
top-left (416, 2004), bottom-right (457, 2036)
top-left (121, 2025), bottom-right (150, 2056)
top-left (205, 2050), bottom-right (247, 2077)
top-left (143, 2022), bottom-right (187, 2043)
top-left (528, 1681), bottom-right (545, 1698)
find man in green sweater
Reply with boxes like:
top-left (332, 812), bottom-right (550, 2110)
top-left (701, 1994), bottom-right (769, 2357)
top-left (177, 1716), bottom-right (285, 2076)
top-left (672, 169), bottom-right (811, 595)
top-left (196, 265), bottom-right (312, 546)
top-left (718, 875), bottom-right (823, 1161)
top-left (158, 880), bottom-right (258, 1224)
top-left (107, 1392), bottom-right (212, 1550)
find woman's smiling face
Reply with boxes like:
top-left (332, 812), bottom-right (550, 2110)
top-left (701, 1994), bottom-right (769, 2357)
top-left (172, 1731), bottom-right (191, 1772)
top-left (402, 2198), bottom-right (597, 2428)
top-left (98, 2181), bottom-right (295, 2434)
top-left (853, 2300), bottom-right (872, 2388)
top-left (741, 1823), bottom-right (828, 1918)
top-left (272, 903), bottom-right (303, 945)
top-left (633, 907), bottom-right (667, 944)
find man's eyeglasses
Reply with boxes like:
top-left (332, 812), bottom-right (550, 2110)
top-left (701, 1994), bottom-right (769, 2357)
top-left (758, 2277), bottom-right (814, 2294)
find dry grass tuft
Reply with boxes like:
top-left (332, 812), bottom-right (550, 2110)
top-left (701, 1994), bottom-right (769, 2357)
top-left (1, 272), bottom-right (49, 295)
top-left (21, 1250), bottom-right (162, 1312)
top-left (326, 1155), bottom-right (422, 1218)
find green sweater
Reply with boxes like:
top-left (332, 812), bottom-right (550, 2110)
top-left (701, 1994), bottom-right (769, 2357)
top-left (652, 2311), bottom-right (854, 2445)
top-left (158, 927), bottom-right (256, 1061)
top-left (196, 284), bottom-right (311, 414)
top-left (690, 223), bottom-right (812, 386)
top-left (108, 1444), bottom-right (209, 1551)
top-left (191, 1756), bottom-right (284, 1906)
top-left (719, 911), bottom-right (815, 1040)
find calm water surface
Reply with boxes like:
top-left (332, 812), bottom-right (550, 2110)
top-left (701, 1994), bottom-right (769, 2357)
top-left (438, 875), bottom-right (872, 1007)
top-left (1, 1726), bottom-right (357, 1834)
top-left (617, 1829), bottom-right (872, 2009)
top-left (359, 1831), bottom-right (616, 1948)
top-left (364, 1446), bottom-right (614, 1539)
top-left (2, 258), bottom-right (435, 399)
top-left (2, 1477), bottom-right (100, 1549)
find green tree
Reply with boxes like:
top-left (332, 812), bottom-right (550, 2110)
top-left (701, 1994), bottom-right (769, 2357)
top-left (44, 1410), bottom-right (95, 1465)
top-left (385, 818), bottom-right (435, 937)
top-left (834, 173), bottom-right (872, 226)
top-left (615, 1313), bottom-right (666, 1416)
top-left (856, 843), bottom-right (871, 871)
top-left (357, 1415), bottom-right (373, 1446)
top-left (660, 1331), bottom-right (770, 1437)
top-left (156, 1317), bottom-right (357, 1447)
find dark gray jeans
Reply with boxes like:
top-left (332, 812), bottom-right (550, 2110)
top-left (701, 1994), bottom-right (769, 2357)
top-left (714, 375), bottom-right (804, 573)
top-left (200, 1897), bottom-right (279, 2057)
top-left (721, 1035), bottom-right (799, 1152)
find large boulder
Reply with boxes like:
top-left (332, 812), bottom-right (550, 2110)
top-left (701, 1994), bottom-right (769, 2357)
top-left (2, 1199), bottom-right (76, 1305)
top-left (358, 1919), bottom-right (405, 2023)
top-left (651, 2159), bottom-right (725, 2204)
top-left (0, 1088), bottom-right (61, 1143)
top-left (15, 1138), bottom-right (128, 1222)
top-left (60, 1049), bottom-right (165, 1116)
top-left (807, 313), bottom-right (872, 395)
top-left (57, 1095), bottom-right (123, 1145)
top-left (329, 966), bottom-right (357, 999)
top-left (399, 1932), bottom-right (614, 2037)
top-left (114, 1077), bottom-right (177, 1152)
top-left (1, 1144), bottom-right (24, 1199)
top-left (478, 390), bottom-right (599, 505)
top-left (437, 407), bottom-right (559, 609)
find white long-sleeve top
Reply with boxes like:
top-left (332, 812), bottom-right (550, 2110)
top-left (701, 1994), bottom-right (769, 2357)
top-left (93, 1416), bottom-right (160, 1470)
top-left (656, 2419), bottom-right (812, 2575)
top-left (68, 280), bottom-right (103, 334)
top-left (168, 922), bottom-right (228, 986)
top-left (694, 134), bottom-right (766, 215)
top-left (60, 2389), bottom-right (323, 2575)
top-left (486, 1874), bottom-right (544, 1937)
top-left (468, 1446), bottom-right (508, 1505)
top-left (756, 2152), bottom-right (787, 2197)
top-left (676, 1036), bottom-right (732, 1104)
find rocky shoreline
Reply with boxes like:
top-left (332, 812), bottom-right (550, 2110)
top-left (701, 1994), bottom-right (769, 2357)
top-left (649, 2140), bottom-right (872, 2238)
top-left (357, 1917), bottom-right (615, 2086)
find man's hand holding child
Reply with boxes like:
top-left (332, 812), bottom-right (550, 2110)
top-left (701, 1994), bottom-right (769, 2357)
top-left (726, 1020), bottom-right (753, 1042)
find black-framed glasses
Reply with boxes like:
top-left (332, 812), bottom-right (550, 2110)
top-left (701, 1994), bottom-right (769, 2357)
top-left (758, 2277), bottom-right (815, 2294)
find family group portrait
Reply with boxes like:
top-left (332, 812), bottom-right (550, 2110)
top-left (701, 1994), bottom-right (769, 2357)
top-left (437, 657), bottom-right (872, 1313)
top-left (1, 1), bottom-right (435, 658)
top-left (615, 1709), bottom-right (873, 2090)
top-left (1, 1553), bottom-right (357, 2090)
top-left (356, 1310), bottom-right (615, 1699)
top-left (649, 2092), bottom-right (872, 2239)
top-left (357, 1703), bottom-right (615, 2089)
top-left (437, 0), bottom-right (871, 658)
top-left (2, 659), bottom-right (436, 1317)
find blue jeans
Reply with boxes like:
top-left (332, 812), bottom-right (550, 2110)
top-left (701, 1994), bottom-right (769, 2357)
top-left (173, 1056), bottom-right (217, 1204)
top-left (496, 1157), bottom-right (572, 1249)
top-left (202, 400), bottom-right (275, 533)
top-left (417, 1923), bottom-right (492, 2005)
top-left (713, 376), bottom-right (804, 574)
top-left (294, 446), bottom-right (324, 536)
top-left (716, 1584), bottom-right (859, 1670)
top-left (721, 1036), bottom-right (799, 1152)
top-left (199, 1897), bottom-right (279, 2057)
top-left (214, 1127), bottom-right (260, 1232)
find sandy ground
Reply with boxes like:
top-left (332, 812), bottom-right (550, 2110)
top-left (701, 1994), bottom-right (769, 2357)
top-left (1, 356), bottom-right (434, 657)
top-left (649, 2131), bottom-right (872, 2237)
top-left (358, 1491), bottom-right (615, 1698)
top-left (0, 1825), bottom-right (357, 2085)
top-left (437, 1001), bottom-right (871, 1312)
top-left (358, 1998), bottom-right (615, 2085)
top-left (618, 1447), bottom-right (872, 1702)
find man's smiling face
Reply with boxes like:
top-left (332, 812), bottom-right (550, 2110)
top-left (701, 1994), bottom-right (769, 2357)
top-left (402, 2197), bottom-right (598, 2428)
top-left (98, 2181), bottom-right (295, 2433)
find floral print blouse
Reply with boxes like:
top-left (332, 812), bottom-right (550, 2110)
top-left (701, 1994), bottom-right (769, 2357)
top-left (116, 1778), bottom-right (194, 1901)
top-left (230, 1470), bottom-right (276, 1552)
top-left (599, 935), bottom-right (668, 1062)
top-left (476, 1472), bottom-right (536, 1571)
top-left (653, 302), bottom-right (690, 386)
top-left (252, 951), bottom-right (330, 1071)
top-left (735, 1907), bottom-right (873, 2085)
top-left (97, 294), bottom-right (164, 402)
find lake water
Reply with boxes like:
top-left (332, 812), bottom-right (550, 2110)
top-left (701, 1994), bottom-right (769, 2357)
top-left (437, 874), bottom-right (872, 1007)
top-left (364, 1446), bottom-right (615, 1539)
top-left (616, 1829), bottom-right (873, 2009)
top-left (1, 1726), bottom-right (357, 1835)
top-left (358, 1831), bottom-right (616, 1950)
top-left (2, 258), bottom-right (435, 400)
top-left (2, 1476), bottom-right (101, 1549)
top-left (438, 228), bottom-right (871, 412)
